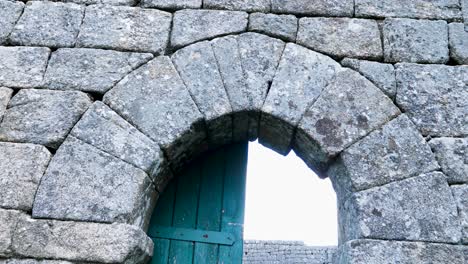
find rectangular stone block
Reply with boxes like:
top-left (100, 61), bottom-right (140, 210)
top-left (32, 137), bottom-right (157, 230)
top-left (0, 87), bottom-right (13, 122)
top-left (204, 0), bottom-right (270, 12)
top-left (0, 0), bottom-right (24, 45)
top-left (77, 5), bottom-right (172, 54)
top-left (0, 259), bottom-right (73, 264)
top-left (297, 18), bottom-right (383, 60)
top-left (141, 0), bottom-right (201, 9)
top-left (383, 18), bottom-right (449, 63)
top-left (0, 209), bottom-right (27, 257)
top-left (249, 13), bottom-right (298, 42)
top-left (336, 239), bottom-right (467, 264)
top-left (448, 22), bottom-right (468, 64)
top-left (172, 41), bottom-right (233, 146)
top-left (340, 172), bottom-right (461, 244)
top-left (452, 185), bottom-right (468, 244)
top-left (430, 137), bottom-right (468, 184)
top-left (0, 142), bottom-right (51, 211)
top-left (12, 216), bottom-right (153, 264)
top-left (0, 47), bottom-right (50, 89)
top-left (43, 48), bottom-right (153, 94)
top-left (9, 1), bottom-right (84, 48)
top-left (271, 0), bottom-right (354, 17)
top-left (355, 0), bottom-right (463, 21)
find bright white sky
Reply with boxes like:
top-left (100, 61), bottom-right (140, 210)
top-left (243, 141), bottom-right (338, 246)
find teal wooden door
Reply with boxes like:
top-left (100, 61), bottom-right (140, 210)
top-left (147, 142), bottom-right (249, 264)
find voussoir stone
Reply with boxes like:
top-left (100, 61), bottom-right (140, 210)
top-left (237, 33), bottom-right (285, 140)
top-left (0, 89), bottom-right (92, 149)
top-left (328, 115), bottom-right (440, 201)
top-left (260, 43), bottom-right (343, 155)
top-left (396, 63), bottom-right (468, 136)
top-left (0, 47), bottom-right (50, 89)
top-left (71, 101), bottom-right (172, 190)
top-left (0, 209), bottom-right (27, 257)
top-left (271, 0), bottom-right (353, 17)
top-left (0, 142), bottom-right (51, 211)
top-left (43, 48), bottom-right (153, 94)
top-left (383, 18), bottom-right (449, 64)
top-left (336, 239), bottom-right (467, 264)
top-left (204, 0), bottom-right (270, 12)
top-left (0, 87), bottom-right (13, 122)
top-left (141, 0), bottom-right (201, 9)
top-left (32, 136), bottom-right (157, 229)
top-left (341, 172), bottom-right (461, 243)
top-left (103, 56), bottom-right (207, 171)
top-left (9, 1), bottom-right (84, 48)
top-left (449, 23), bottom-right (468, 64)
top-left (172, 41), bottom-right (232, 146)
top-left (77, 5), bottom-right (172, 54)
top-left (0, 0), bottom-right (24, 45)
top-left (297, 18), bottom-right (383, 60)
top-left (452, 185), bottom-right (468, 244)
top-left (355, 0), bottom-right (463, 21)
top-left (293, 69), bottom-right (400, 175)
top-left (249, 13), bottom-right (298, 42)
top-left (341, 58), bottom-right (396, 99)
top-left (12, 217), bottom-right (153, 264)
top-left (171, 9), bottom-right (248, 48)
top-left (430, 137), bottom-right (468, 183)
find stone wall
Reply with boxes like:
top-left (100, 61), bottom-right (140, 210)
top-left (243, 241), bottom-right (336, 264)
top-left (0, 0), bottom-right (467, 263)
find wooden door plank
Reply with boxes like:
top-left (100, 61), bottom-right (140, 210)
top-left (219, 142), bottom-right (249, 264)
top-left (193, 148), bottom-right (226, 264)
top-left (149, 182), bottom-right (177, 264)
top-left (168, 163), bottom-right (202, 264)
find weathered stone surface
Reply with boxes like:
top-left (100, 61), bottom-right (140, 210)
top-left (341, 58), bottom-right (396, 99)
top-left (396, 64), bottom-right (468, 136)
top-left (60, 0), bottom-right (136, 5)
top-left (43, 48), bottom-right (153, 94)
top-left (297, 18), bottom-right (382, 60)
top-left (70, 101), bottom-right (171, 190)
top-left (211, 36), bottom-right (250, 142)
top-left (383, 18), bottom-right (449, 63)
top-left (464, 0), bottom-right (468, 29)
top-left (9, 1), bottom-right (84, 48)
top-left (249, 13), bottom-right (298, 42)
top-left (0, 143), bottom-right (51, 211)
top-left (271, 0), bottom-right (353, 17)
top-left (341, 172), bottom-right (461, 243)
top-left (171, 9), bottom-right (248, 48)
top-left (0, 259), bottom-right (73, 264)
top-left (0, 47), bottom-right (50, 89)
top-left (103, 56), bottom-right (207, 170)
top-left (12, 217), bottom-right (153, 264)
top-left (294, 69), bottom-right (400, 175)
top-left (336, 239), bottom-right (467, 264)
top-left (449, 23), bottom-right (468, 64)
top-left (0, 209), bottom-right (26, 257)
top-left (33, 136), bottom-right (157, 229)
top-left (430, 137), bottom-right (468, 183)
top-left (0, 87), bottom-right (13, 122)
top-left (0, 89), bottom-right (92, 148)
top-left (204, 0), bottom-right (270, 12)
top-left (355, 0), bottom-right (463, 21)
top-left (172, 41), bottom-right (232, 146)
top-left (452, 185), bottom-right (468, 244)
top-left (260, 43), bottom-right (343, 155)
top-left (0, 0), bottom-right (24, 45)
top-left (77, 5), bottom-right (172, 54)
top-left (238, 33), bottom-right (285, 140)
top-left (141, 0), bottom-right (201, 9)
top-left (329, 115), bottom-right (440, 201)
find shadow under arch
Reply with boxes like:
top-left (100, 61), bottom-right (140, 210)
top-left (30, 32), bottom-right (463, 263)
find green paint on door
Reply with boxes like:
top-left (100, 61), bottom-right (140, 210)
top-left (148, 142), bottom-right (249, 264)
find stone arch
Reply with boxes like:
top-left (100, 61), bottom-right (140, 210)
top-left (17, 32), bottom-right (463, 263)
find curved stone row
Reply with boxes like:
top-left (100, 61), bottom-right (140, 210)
top-left (1, 0), bottom-right (467, 65)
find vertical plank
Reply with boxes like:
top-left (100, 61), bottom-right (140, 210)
top-left (168, 162), bottom-right (202, 264)
top-left (149, 180), bottom-right (177, 264)
top-left (193, 147), bottom-right (226, 264)
top-left (219, 142), bottom-right (249, 264)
